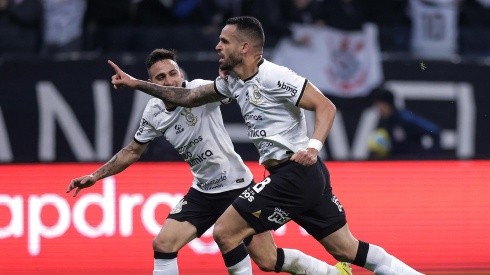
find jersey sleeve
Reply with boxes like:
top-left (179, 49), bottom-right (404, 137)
top-left (187, 78), bottom-right (227, 107)
top-left (214, 76), bottom-right (233, 98)
top-left (133, 100), bottom-right (162, 143)
top-left (267, 65), bottom-right (308, 106)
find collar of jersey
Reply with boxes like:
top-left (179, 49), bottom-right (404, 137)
top-left (242, 58), bottom-right (265, 82)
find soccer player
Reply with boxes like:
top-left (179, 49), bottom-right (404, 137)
top-left (68, 48), bottom-right (347, 275)
top-left (107, 17), bottom-right (425, 275)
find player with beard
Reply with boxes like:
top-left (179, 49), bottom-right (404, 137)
top-left (68, 48), bottom-right (343, 274)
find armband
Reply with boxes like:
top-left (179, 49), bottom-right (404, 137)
top-left (307, 139), bottom-right (323, 151)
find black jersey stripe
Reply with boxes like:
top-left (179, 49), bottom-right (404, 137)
top-left (295, 79), bottom-right (309, 106)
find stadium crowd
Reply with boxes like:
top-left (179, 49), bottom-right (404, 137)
top-left (2, 0), bottom-right (490, 57)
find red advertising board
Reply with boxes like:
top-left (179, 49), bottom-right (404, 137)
top-left (1, 161), bottom-right (489, 274)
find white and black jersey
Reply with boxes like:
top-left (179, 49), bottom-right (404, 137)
top-left (134, 79), bottom-right (253, 194)
top-left (214, 59), bottom-right (309, 164)
top-left (410, 0), bottom-right (458, 57)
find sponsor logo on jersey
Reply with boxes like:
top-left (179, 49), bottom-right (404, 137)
top-left (277, 81), bottom-right (298, 96)
top-left (186, 149), bottom-right (214, 167)
top-left (136, 118), bottom-right (150, 136)
top-left (170, 199), bottom-right (188, 214)
top-left (174, 124), bottom-right (184, 134)
top-left (243, 114), bottom-right (263, 121)
top-left (153, 105), bottom-right (165, 117)
top-left (268, 207), bottom-right (291, 225)
top-left (236, 178), bottom-right (244, 183)
top-left (258, 141), bottom-right (273, 155)
top-left (331, 195), bottom-right (344, 212)
top-left (176, 136), bottom-right (203, 154)
top-left (248, 128), bottom-right (267, 138)
top-left (239, 188), bottom-right (256, 202)
top-left (180, 108), bottom-right (197, 126)
top-left (197, 174), bottom-right (227, 191)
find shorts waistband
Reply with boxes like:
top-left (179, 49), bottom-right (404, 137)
top-left (263, 158), bottom-right (291, 170)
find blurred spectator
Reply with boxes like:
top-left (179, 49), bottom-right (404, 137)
top-left (133, 0), bottom-right (174, 26)
top-left (364, 0), bottom-right (410, 52)
top-left (320, 0), bottom-right (367, 31)
top-left (202, 0), bottom-right (242, 34)
top-left (133, 0), bottom-right (215, 26)
top-left (365, 0), bottom-right (409, 27)
top-left (40, 0), bottom-right (87, 55)
top-left (369, 87), bottom-right (442, 159)
top-left (459, 0), bottom-right (490, 55)
top-left (408, 0), bottom-right (461, 59)
top-left (84, 0), bottom-right (136, 52)
top-left (461, 0), bottom-right (490, 26)
top-left (241, 0), bottom-right (324, 47)
top-left (0, 0), bottom-right (43, 55)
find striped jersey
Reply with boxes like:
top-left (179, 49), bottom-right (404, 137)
top-left (134, 79), bottom-right (253, 193)
top-left (214, 59), bottom-right (309, 164)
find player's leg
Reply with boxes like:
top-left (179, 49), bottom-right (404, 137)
top-left (246, 231), bottom-right (341, 275)
top-left (318, 223), bottom-right (424, 275)
top-left (213, 205), bottom-right (256, 275)
top-left (302, 158), bottom-right (424, 275)
top-left (153, 185), bottom-right (238, 275)
top-left (152, 218), bottom-right (198, 275)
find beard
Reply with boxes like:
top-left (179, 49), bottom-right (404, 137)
top-left (219, 53), bottom-right (242, 71)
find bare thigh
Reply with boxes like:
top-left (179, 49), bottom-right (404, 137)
top-left (213, 205), bottom-right (256, 253)
top-left (153, 218), bottom-right (198, 252)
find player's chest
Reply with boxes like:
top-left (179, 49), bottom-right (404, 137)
top-left (157, 107), bottom-right (203, 137)
top-left (233, 83), bottom-right (274, 110)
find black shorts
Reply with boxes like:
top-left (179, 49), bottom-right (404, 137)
top-left (168, 182), bottom-right (254, 237)
top-left (232, 159), bottom-right (347, 240)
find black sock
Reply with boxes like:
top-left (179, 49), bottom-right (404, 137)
top-left (274, 248), bottom-right (285, 273)
top-left (154, 251), bottom-right (177, 259)
top-left (223, 243), bottom-right (249, 267)
top-left (352, 240), bottom-right (369, 267)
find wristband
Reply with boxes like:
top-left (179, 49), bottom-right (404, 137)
top-left (307, 138), bottom-right (323, 151)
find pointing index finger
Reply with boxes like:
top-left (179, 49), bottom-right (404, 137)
top-left (107, 60), bottom-right (120, 72)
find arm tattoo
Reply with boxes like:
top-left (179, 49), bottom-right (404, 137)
top-left (135, 81), bottom-right (222, 107)
top-left (94, 155), bottom-right (118, 179)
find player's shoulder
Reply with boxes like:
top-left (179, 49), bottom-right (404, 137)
top-left (262, 59), bottom-right (297, 72)
top-left (260, 59), bottom-right (303, 85)
top-left (185, 79), bottom-right (213, 89)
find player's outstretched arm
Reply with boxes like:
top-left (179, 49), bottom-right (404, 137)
top-left (66, 140), bottom-right (148, 197)
top-left (108, 60), bottom-right (223, 107)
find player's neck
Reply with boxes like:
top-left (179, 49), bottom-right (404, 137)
top-left (234, 55), bottom-right (262, 80)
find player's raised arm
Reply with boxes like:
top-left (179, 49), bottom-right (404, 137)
top-left (108, 60), bottom-right (224, 107)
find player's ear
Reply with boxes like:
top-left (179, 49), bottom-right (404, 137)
top-left (240, 42), bottom-right (249, 54)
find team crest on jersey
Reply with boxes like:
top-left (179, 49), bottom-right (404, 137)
top-left (248, 85), bottom-right (262, 105)
top-left (170, 199), bottom-right (188, 214)
top-left (180, 108), bottom-right (197, 126)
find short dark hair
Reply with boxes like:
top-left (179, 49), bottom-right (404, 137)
top-left (226, 16), bottom-right (265, 49)
top-left (146, 48), bottom-right (177, 70)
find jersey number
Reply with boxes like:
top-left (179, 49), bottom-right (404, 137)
top-left (253, 177), bottom-right (271, 193)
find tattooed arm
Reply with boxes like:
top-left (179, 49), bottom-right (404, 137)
top-left (108, 60), bottom-right (224, 107)
top-left (66, 140), bottom-right (148, 197)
